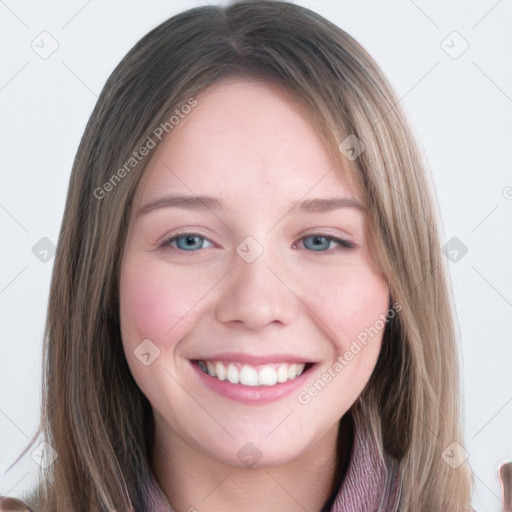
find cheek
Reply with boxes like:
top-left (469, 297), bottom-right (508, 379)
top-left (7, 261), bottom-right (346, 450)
top-left (303, 261), bottom-right (389, 350)
top-left (119, 258), bottom-right (205, 351)
top-left (295, 263), bottom-right (389, 414)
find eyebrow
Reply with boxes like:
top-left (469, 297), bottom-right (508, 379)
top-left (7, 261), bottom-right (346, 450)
top-left (136, 194), bottom-right (365, 218)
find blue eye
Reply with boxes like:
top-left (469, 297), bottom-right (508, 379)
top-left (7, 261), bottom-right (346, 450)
top-left (159, 232), bottom-right (354, 253)
top-left (301, 234), bottom-right (354, 251)
top-left (160, 233), bottom-right (213, 251)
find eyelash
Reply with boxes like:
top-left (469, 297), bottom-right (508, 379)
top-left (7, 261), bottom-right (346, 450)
top-left (157, 231), bottom-right (356, 252)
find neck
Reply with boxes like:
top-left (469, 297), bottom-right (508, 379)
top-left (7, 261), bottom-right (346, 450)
top-left (151, 414), bottom-right (353, 512)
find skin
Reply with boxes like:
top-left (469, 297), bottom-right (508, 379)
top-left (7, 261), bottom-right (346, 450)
top-left (119, 78), bottom-right (390, 512)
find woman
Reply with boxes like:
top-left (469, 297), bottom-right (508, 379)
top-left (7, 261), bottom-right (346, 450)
top-left (1, 1), bottom-right (475, 510)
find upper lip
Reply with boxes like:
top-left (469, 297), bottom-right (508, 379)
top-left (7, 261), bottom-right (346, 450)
top-left (189, 352), bottom-right (315, 365)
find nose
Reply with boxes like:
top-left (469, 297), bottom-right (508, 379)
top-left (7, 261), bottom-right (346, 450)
top-left (215, 251), bottom-right (298, 330)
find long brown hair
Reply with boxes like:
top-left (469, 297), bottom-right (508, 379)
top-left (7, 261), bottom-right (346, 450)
top-left (10, 1), bottom-right (473, 510)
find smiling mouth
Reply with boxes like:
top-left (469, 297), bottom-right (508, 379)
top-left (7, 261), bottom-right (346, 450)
top-left (194, 360), bottom-right (314, 387)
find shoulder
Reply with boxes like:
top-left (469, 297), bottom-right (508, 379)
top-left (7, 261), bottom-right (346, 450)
top-left (0, 496), bottom-right (33, 511)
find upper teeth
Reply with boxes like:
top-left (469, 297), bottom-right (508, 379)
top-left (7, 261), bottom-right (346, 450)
top-left (198, 360), bottom-right (306, 386)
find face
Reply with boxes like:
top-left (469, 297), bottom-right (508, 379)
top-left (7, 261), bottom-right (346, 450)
top-left (119, 78), bottom-right (389, 468)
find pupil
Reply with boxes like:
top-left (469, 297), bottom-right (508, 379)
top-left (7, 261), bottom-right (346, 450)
top-left (181, 235), bottom-right (201, 250)
top-left (307, 236), bottom-right (328, 251)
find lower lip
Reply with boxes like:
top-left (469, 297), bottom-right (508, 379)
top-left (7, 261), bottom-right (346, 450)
top-left (191, 361), bottom-right (313, 404)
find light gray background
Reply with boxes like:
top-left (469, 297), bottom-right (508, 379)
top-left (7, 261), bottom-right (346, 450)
top-left (1, 1), bottom-right (511, 510)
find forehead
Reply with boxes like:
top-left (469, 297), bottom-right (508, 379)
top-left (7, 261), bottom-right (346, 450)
top-left (138, 78), bottom-right (359, 206)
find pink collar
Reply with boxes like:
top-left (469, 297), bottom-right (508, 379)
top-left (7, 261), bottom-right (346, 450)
top-left (2, 413), bottom-right (402, 512)
top-left (330, 410), bottom-right (402, 512)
